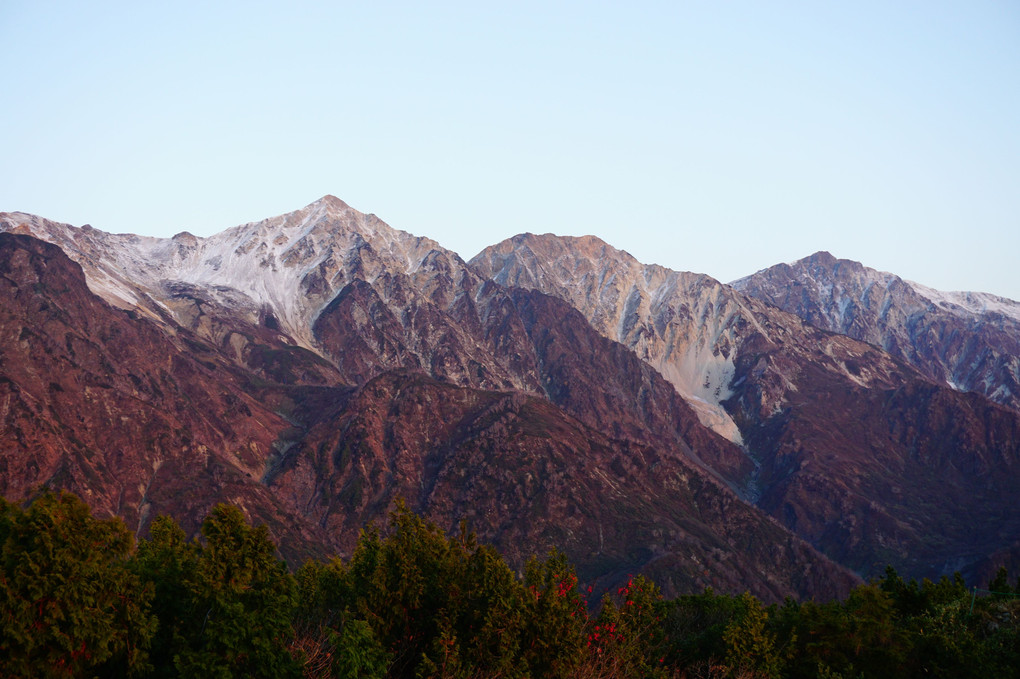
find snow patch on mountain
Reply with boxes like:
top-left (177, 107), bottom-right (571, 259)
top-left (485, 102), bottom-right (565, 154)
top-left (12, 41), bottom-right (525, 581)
top-left (1, 197), bottom-right (459, 350)
top-left (906, 281), bottom-right (1020, 323)
top-left (472, 235), bottom-right (748, 446)
top-left (733, 251), bottom-right (1020, 412)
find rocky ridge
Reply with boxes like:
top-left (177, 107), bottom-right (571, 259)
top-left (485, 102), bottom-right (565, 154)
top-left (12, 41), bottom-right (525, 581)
top-left (471, 234), bottom-right (1020, 582)
top-left (0, 204), bottom-right (856, 601)
top-left (731, 251), bottom-right (1020, 412)
top-left (5, 199), bottom-right (1020, 588)
top-left (471, 235), bottom-right (912, 445)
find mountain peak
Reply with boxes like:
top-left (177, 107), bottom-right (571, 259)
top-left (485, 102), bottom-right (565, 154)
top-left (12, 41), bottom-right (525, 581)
top-left (805, 250), bottom-right (837, 265)
top-left (735, 250), bottom-right (1020, 410)
top-left (308, 194), bottom-right (350, 210)
top-left (0, 197), bottom-right (465, 351)
top-left (171, 231), bottom-right (199, 245)
top-left (483, 232), bottom-right (640, 268)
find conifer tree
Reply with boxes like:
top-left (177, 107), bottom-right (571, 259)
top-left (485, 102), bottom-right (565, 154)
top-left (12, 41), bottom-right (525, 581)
top-left (134, 505), bottom-right (300, 678)
top-left (0, 492), bottom-right (155, 678)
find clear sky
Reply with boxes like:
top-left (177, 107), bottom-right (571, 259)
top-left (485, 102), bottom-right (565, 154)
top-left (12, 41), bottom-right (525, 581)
top-left (3, 2), bottom-right (1019, 299)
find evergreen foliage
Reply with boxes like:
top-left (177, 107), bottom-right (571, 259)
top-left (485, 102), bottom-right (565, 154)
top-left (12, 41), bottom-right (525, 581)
top-left (0, 492), bottom-right (154, 677)
top-left (3, 490), bottom-right (1020, 678)
top-left (133, 505), bottom-right (300, 678)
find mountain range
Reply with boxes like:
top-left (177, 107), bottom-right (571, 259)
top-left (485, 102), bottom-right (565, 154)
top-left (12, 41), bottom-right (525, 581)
top-left (2, 196), bottom-right (1018, 600)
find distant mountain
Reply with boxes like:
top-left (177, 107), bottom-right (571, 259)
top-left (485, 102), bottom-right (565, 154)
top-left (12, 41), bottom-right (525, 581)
top-left (0, 232), bottom-right (329, 559)
top-left (471, 234), bottom-right (1020, 583)
top-left (0, 201), bottom-right (856, 601)
top-left (731, 251), bottom-right (1020, 413)
top-left (5, 198), bottom-right (1020, 592)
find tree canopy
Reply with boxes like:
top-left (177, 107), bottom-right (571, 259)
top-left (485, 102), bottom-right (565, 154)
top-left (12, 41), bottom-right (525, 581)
top-left (2, 491), bottom-right (1019, 678)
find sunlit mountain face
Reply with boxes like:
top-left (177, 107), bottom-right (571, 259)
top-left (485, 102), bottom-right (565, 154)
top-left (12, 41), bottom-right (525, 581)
top-left (3, 197), bottom-right (1019, 597)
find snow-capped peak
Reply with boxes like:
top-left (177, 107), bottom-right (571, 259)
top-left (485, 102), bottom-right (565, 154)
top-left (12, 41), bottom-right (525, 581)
top-left (0, 198), bottom-right (464, 349)
top-left (906, 281), bottom-right (1020, 323)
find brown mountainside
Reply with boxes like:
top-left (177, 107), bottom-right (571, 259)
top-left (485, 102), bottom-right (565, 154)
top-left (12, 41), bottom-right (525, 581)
top-left (732, 251), bottom-right (1020, 413)
top-left (271, 370), bottom-right (854, 601)
top-left (0, 233), bottom-right (328, 558)
top-left (0, 217), bottom-right (855, 601)
top-left (472, 233), bottom-right (1020, 584)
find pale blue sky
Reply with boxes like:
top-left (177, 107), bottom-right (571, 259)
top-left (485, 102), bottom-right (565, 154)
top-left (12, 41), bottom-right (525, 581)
top-left (3, 2), bottom-right (1018, 298)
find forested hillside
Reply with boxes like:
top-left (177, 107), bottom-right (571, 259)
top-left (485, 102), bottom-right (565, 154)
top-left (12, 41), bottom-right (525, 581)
top-left (3, 492), bottom-right (1019, 678)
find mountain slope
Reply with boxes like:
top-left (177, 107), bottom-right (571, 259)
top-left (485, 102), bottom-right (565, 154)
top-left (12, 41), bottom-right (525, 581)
top-left (731, 251), bottom-right (1020, 412)
top-left (471, 235), bottom-right (914, 444)
top-left (271, 369), bottom-right (855, 600)
top-left (2, 197), bottom-right (448, 347)
top-left (0, 232), bottom-right (331, 558)
top-left (0, 206), bottom-right (856, 600)
top-left (1, 201), bottom-right (750, 487)
top-left (471, 233), bottom-right (1020, 583)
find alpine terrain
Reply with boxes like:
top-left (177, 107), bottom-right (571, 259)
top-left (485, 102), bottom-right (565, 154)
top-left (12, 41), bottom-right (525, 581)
top-left (3, 197), bottom-right (1019, 594)
top-left (471, 234), bottom-right (1020, 583)
top-left (732, 250), bottom-right (1020, 413)
top-left (0, 198), bottom-right (856, 601)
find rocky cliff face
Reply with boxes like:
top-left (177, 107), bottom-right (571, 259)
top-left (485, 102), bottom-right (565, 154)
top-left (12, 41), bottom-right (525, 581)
top-left (5, 199), bottom-right (1019, 591)
top-left (471, 234), bottom-right (1020, 583)
top-left (1, 199), bottom-right (515, 390)
top-left (270, 369), bottom-right (856, 601)
top-left (472, 236), bottom-right (916, 447)
top-left (0, 207), bottom-right (856, 601)
top-left (0, 232), bottom-right (331, 560)
top-left (1, 198), bottom-right (451, 348)
top-left (1, 201), bottom-right (750, 489)
top-left (472, 235), bottom-right (751, 445)
top-left (731, 251), bottom-right (1020, 412)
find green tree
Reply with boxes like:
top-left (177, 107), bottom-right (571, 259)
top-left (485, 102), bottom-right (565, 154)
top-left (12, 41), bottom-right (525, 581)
top-left (293, 557), bottom-right (390, 679)
top-left (330, 618), bottom-right (390, 679)
top-left (905, 597), bottom-right (986, 678)
top-left (879, 565), bottom-right (926, 616)
top-left (989, 566), bottom-right (1013, 597)
top-left (520, 550), bottom-right (588, 678)
top-left (0, 492), bottom-right (155, 678)
top-left (782, 583), bottom-right (909, 678)
top-left (334, 501), bottom-right (534, 678)
top-left (660, 588), bottom-right (747, 671)
top-left (134, 505), bottom-right (300, 678)
top-left (722, 592), bottom-right (784, 679)
top-left (133, 515), bottom-right (199, 678)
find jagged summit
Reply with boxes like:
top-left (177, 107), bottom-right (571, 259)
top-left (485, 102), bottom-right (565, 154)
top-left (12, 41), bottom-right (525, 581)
top-left (0, 197), bottom-right (463, 349)
top-left (5, 198), bottom-right (1020, 591)
top-left (802, 250), bottom-right (838, 266)
top-left (736, 250), bottom-right (1020, 320)
top-left (475, 233), bottom-right (763, 445)
top-left (474, 235), bottom-right (942, 451)
top-left (733, 251), bottom-right (1020, 410)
